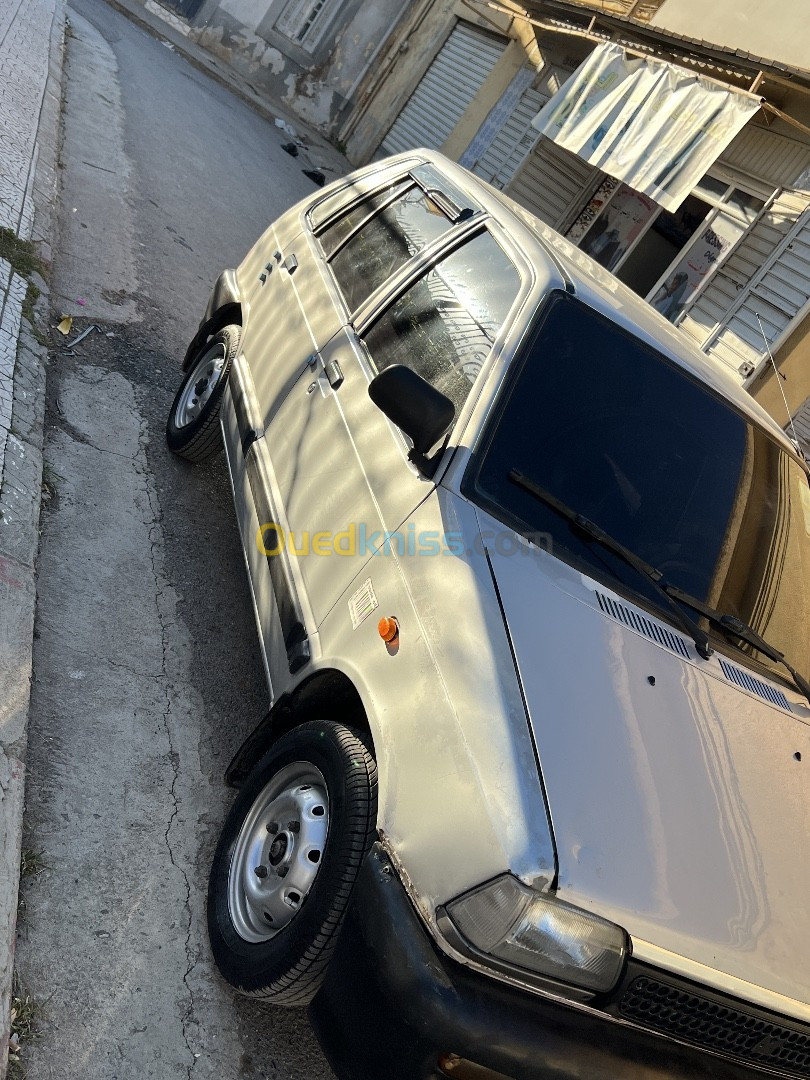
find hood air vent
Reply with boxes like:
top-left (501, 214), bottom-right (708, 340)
top-left (719, 658), bottom-right (791, 711)
top-left (595, 591), bottom-right (690, 659)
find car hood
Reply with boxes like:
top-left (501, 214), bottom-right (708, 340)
top-left (485, 534), bottom-right (810, 1016)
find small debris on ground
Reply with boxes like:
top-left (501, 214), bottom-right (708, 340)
top-left (274, 117), bottom-right (297, 139)
top-left (303, 168), bottom-right (326, 187)
top-left (65, 324), bottom-right (99, 348)
top-left (281, 142), bottom-right (299, 157)
top-left (56, 315), bottom-right (72, 335)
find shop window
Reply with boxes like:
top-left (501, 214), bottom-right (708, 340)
top-left (650, 184), bottom-right (766, 324)
top-left (578, 184), bottom-right (658, 272)
top-left (647, 208), bottom-right (749, 322)
top-left (567, 173), bottom-right (768, 324)
top-left (617, 194), bottom-right (711, 301)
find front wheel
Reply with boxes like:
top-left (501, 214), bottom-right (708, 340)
top-left (166, 324), bottom-right (239, 462)
top-left (207, 720), bottom-right (377, 1005)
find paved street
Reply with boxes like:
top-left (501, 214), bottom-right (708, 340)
top-left (15, 0), bottom-right (337, 1075)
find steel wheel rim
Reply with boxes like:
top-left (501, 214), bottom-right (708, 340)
top-left (175, 343), bottom-right (226, 428)
top-left (228, 762), bottom-right (329, 943)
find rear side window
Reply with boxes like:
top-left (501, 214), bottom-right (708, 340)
top-left (319, 180), bottom-right (410, 258)
top-left (327, 184), bottom-right (455, 313)
top-left (361, 230), bottom-right (520, 414)
top-left (308, 157), bottom-right (421, 231)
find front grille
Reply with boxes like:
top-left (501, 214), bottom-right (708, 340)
top-left (619, 976), bottom-right (810, 1076)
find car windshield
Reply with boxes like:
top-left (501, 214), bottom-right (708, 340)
top-left (464, 291), bottom-right (810, 684)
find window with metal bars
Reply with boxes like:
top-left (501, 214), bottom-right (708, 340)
top-left (275, 0), bottom-right (332, 50)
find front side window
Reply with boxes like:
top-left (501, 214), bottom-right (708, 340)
top-left (326, 183), bottom-right (455, 313)
top-left (465, 292), bottom-right (810, 682)
top-left (361, 230), bottom-right (520, 414)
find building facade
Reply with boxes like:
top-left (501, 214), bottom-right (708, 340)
top-left (150, 0), bottom-right (407, 131)
top-left (337, 0), bottom-right (810, 443)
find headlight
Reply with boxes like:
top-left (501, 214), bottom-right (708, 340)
top-left (445, 875), bottom-right (627, 993)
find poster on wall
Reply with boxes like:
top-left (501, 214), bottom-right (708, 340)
top-left (566, 178), bottom-right (619, 245)
top-left (579, 184), bottom-right (657, 271)
top-left (650, 214), bottom-right (745, 322)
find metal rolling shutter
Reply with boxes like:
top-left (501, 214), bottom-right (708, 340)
top-left (791, 396), bottom-right (810, 458)
top-left (680, 190), bottom-right (810, 378)
top-left (505, 136), bottom-right (599, 229)
top-left (473, 85), bottom-right (547, 189)
top-left (380, 23), bottom-right (505, 157)
top-left (719, 125), bottom-right (810, 190)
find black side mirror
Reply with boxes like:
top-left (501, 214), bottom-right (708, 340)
top-left (368, 365), bottom-right (455, 474)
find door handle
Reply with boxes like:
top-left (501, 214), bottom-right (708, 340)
top-left (324, 358), bottom-right (344, 390)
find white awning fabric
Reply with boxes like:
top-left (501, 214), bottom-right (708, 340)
top-left (531, 42), bottom-right (761, 212)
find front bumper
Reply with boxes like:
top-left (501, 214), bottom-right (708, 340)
top-left (309, 845), bottom-right (792, 1080)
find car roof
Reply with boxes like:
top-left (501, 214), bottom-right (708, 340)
top-left (406, 150), bottom-right (800, 460)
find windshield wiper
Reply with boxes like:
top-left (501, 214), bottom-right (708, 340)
top-left (508, 469), bottom-right (810, 705)
top-left (509, 470), bottom-right (713, 660)
top-left (664, 584), bottom-right (810, 705)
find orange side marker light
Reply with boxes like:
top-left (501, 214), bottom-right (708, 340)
top-left (378, 616), bottom-right (399, 644)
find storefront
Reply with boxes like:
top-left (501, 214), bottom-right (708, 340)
top-left (458, 40), bottom-right (810, 388)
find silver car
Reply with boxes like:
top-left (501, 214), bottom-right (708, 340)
top-left (167, 150), bottom-right (810, 1080)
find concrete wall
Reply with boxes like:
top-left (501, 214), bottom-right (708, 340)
top-left (652, 0), bottom-right (810, 73)
top-left (749, 313), bottom-right (810, 428)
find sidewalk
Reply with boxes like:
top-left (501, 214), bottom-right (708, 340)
top-left (0, 0), bottom-right (65, 1074)
top-left (107, 0), bottom-right (351, 182)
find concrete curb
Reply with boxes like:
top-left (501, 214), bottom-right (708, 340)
top-left (0, 3), bottom-right (66, 1076)
top-left (104, 0), bottom-right (351, 182)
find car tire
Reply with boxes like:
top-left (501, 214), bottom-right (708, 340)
top-left (166, 324), bottom-right (239, 462)
top-left (207, 720), bottom-right (378, 1005)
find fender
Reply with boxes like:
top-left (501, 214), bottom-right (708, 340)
top-left (224, 669), bottom-right (369, 788)
top-left (182, 269), bottom-right (243, 370)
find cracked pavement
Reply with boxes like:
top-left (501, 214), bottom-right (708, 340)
top-left (14, 0), bottom-right (337, 1076)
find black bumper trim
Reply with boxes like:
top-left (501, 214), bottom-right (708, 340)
top-left (309, 845), bottom-right (788, 1080)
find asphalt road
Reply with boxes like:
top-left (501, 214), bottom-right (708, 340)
top-left (16, 2), bottom-right (338, 1076)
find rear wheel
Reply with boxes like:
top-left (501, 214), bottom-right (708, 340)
top-left (166, 324), bottom-right (239, 462)
top-left (207, 720), bottom-right (377, 1005)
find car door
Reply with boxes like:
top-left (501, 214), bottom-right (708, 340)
top-left (329, 223), bottom-right (525, 566)
top-left (266, 224), bottom-right (525, 647)
top-left (239, 173), bottom-right (523, 697)
top-left (252, 175), bottom-right (464, 639)
top-left (230, 166), bottom-right (451, 693)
